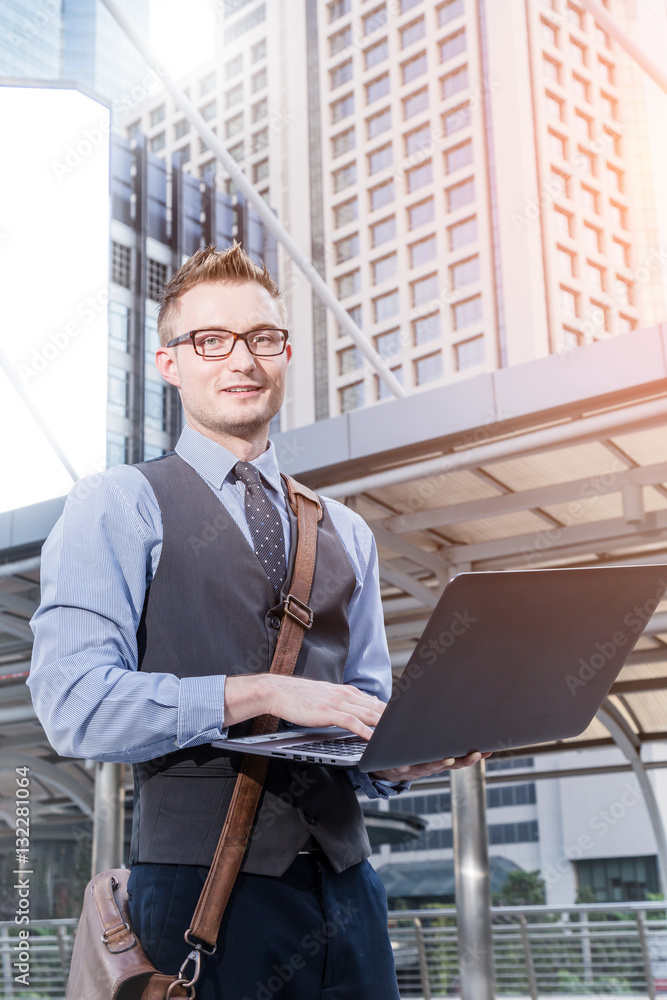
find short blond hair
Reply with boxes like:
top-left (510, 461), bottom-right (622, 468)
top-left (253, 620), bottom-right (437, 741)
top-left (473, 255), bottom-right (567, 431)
top-left (157, 242), bottom-right (286, 345)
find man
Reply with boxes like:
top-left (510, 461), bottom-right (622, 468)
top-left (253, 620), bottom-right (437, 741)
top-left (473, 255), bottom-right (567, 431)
top-left (29, 244), bottom-right (484, 999)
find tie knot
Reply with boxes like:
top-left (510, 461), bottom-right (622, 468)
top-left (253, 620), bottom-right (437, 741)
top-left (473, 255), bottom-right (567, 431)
top-left (234, 461), bottom-right (262, 488)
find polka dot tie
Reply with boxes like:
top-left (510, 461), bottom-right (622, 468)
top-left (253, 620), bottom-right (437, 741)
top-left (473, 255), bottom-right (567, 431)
top-left (234, 461), bottom-right (287, 598)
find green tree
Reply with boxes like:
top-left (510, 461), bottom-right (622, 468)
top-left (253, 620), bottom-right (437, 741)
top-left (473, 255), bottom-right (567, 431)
top-left (493, 869), bottom-right (546, 907)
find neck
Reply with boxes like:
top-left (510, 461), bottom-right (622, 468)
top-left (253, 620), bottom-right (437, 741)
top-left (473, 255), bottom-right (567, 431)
top-left (186, 419), bottom-right (269, 462)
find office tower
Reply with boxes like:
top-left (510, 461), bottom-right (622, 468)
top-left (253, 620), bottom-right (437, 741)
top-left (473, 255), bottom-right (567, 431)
top-left (120, 0), bottom-right (667, 430)
top-left (0, 0), bottom-right (150, 112)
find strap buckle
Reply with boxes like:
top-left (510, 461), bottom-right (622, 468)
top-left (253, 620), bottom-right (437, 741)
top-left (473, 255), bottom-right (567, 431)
top-left (283, 593), bottom-right (314, 629)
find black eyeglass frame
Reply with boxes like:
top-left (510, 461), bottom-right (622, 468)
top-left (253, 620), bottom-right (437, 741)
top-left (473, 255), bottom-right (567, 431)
top-left (165, 327), bottom-right (290, 359)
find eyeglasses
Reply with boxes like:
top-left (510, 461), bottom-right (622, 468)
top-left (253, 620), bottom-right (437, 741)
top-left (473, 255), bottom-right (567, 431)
top-left (166, 328), bottom-right (289, 360)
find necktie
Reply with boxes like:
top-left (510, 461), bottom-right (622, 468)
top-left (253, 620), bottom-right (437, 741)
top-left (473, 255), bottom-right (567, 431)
top-left (234, 461), bottom-right (287, 597)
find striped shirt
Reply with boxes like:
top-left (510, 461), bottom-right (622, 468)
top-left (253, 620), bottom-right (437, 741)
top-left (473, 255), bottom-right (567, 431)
top-left (28, 425), bottom-right (404, 799)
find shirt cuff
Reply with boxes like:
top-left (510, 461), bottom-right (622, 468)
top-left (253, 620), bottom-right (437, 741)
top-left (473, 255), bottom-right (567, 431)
top-left (347, 767), bottom-right (411, 799)
top-left (175, 675), bottom-right (229, 749)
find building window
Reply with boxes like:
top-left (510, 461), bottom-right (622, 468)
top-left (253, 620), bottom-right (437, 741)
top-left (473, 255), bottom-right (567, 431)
top-left (560, 287), bottom-right (578, 317)
top-left (375, 328), bottom-right (402, 358)
top-left (111, 242), bottom-right (131, 288)
top-left (333, 162), bottom-right (357, 193)
top-left (332, 127), bottom-right (356, 159)
top-left (150, 132), bottom-right (166, 153)
top-left (368, 143), bottom-right (393, 174)
top-left (334, 198), bottom-right (358, 228)
top-left (540, 18), bottom-right (558, 47)
top-left (413, 312), bottom-right (440, 345)
top-left (372, 253), bottom-right (398, 285)
top-left (145, 381), bottom-right (167, 431)
top-left (445, 141), bottom-right (473, 174)
top-left (331, 59), bottom-right (353, 89)
top-left (339, 381), bottom-right (365, 412)
top-left (330, 25), bottom-right (352, 55)
top-left (226, 84), bottom-right (244, 110)
top-left (572, 74), bottom-right (589, 101)
top-left (487, 783), bottom-right (536, 808)
top-left (410, 234), bottom-right (437, 268)
top-left (227, 141), bottom-right (245, 163)
top-left (558, 247), bottom-right (575, 277)
top-left (400, 16), bottom-right (425, 48)
top-left (570, 38), bottom-right (586, 66)
top-left (404, 123), bottom-right (431, 156)
top-left (367, 107), bottom-right (392, 139)
top-left (336, 269), bottom-right (361, 297)
top-left (335, 233), bottom-right (359, 263)
top-left (147, 258), bottom-right (168, 302)
top-left (107, 431), bottom-right (127, 468)
top-left (547, 130), bottom-right (567, 160)
top-left (406, 160), bottom-right (433, 192)
top-left (371, 216), bottom-right (397, 247)
top-left (251, 68), bottom-right (267, 93)
top-left (554, 208), bottom-right (573, 238)
top-left (443, 102), bottom-right (471, 135)
top-left (225, 54), bottom-right (243, 78)
top-left (581, 185), bottom-right (598, 214)
top-left (455, 335), bottom-right (485, 370)
top-left (403, 87), bottom-right (429, 120)
top-left (582, 223), bottom-right (601, 253)
top-left (448, 215), bottom-right (477, 250)
top-left (442, 64), bottom-right (469, 100)
top-left (150, 104), bottom-right (165, 127)
top-left (365, 38), bottom-right (388, 69)
top-left (377, 365), bottom-right (403, 400)
top-left (332, 93), bottom-right (355, 124)
top-left (453, 294), bottom-right (482, 329)
top-left (363, 5), bottom-right (388, 35)
top-left (402, 51), bottom-right (427, 85)
top-left (252, 98), bottom-right (268, 123)
top-left (619, 314), bottom-right (636, 333)
top-left (145, 316), bottom-right (159, 360)
top-left (109, 302), bottom-right (130, 352)
top-left (200, 100), bottom-right (216, 122)
top-left (412, 273), bottom-right (438, 306)
top-left (575, 111), bottom-right (592, 139)
top-left (440, 29), bottom-right (466, 63)
top-left (224, 4), bottom-right (266, 44)
top-left (108, 365), bottom-right (129, 417)
top-left (250, 128), bottom-right (268, 153)
top-left (451, 254), bottom-right (480, 288)
top-left (613, 239), bottom-right (630, 268)
top-left (174, 119), bottom-right (189, 140)
top-left (587, 261), bottom-right (605, 291)
top-left (447, 176), bottom-right (475, 211)
top-left (174, 144), bottom-right (190, 166)
top-left (374, 290), bottom-right (400, 322)
top-left (251, 39), bottom-right (266, 62)
top-left (226, 113), bottom-right (244, 138)
top-left (370, 180), bottom-right (395, 211)
top-left (366, 74), bottom-right (390, 104)
top-left (338, 303), bottom-right (362, 335)
top-left (329, 0), bottom-right (351, 20)
top-left (338, 345), bottom-right (363, 374)
top-left (438, 0), bottom-right (464, 25)
top-left (200, 71), bottom-right (216, 95)
top-left (252, 159), bottom-right (269, 183)
top-left (589, 301), bottom-right (607, 331)
top-left (577, 856), bottom-right (659, 903)
top-left (545, 93), bottom-right (564, 122)
top-left (488, 821), bottom-right (539, 845)
top-left (408, 198), bottom-right (435, 230)
top-left (543, 56), bottom-right (561, 83)
top-left (415, 351), bottom-right (443, 385)
top-left (609, 201), bottom-right (627, 229)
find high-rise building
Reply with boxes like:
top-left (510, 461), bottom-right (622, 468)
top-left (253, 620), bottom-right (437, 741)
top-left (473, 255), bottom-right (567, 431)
top-left (0, 0), bottom-right (151, 113)
top-left (121, 0), bottom-right (667, 428)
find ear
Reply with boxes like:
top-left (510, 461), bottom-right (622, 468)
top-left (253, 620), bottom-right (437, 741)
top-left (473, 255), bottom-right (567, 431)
top-left (155, 346), bottom-right (181, 387)
top-left (285, 342), bottom-right (293, 365)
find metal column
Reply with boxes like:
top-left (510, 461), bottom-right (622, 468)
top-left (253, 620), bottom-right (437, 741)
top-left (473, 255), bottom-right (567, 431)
top-left (451, 760), bottom-right (496, 1000)
top-left (91, 762), bottom-right (126, 874)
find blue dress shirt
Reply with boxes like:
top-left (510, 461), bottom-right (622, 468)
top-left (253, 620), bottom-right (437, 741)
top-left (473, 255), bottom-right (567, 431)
top-left (28, 425), bottom-right (406, 800)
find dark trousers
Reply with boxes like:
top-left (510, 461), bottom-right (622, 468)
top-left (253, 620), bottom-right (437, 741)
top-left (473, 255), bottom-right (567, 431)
top-left (127, 853), bottom-right (400, 1000)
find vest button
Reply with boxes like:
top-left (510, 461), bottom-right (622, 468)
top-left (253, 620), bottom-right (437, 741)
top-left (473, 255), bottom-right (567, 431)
top-left (303, 810), bottom-right (317, 825)
top-left (268, 615), bottom-right (281, 629)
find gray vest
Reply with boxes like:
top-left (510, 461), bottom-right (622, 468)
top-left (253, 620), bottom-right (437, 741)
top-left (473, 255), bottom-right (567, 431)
top-left (128, 453), bottom-right (372, 875)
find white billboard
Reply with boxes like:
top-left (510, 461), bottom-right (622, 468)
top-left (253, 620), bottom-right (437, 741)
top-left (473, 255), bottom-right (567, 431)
top-left (0, 85), bottom-right (110, 515)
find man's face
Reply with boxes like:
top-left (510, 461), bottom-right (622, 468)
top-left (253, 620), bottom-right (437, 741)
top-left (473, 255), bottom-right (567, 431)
top-left (157, 280), bottom-right (291, 446)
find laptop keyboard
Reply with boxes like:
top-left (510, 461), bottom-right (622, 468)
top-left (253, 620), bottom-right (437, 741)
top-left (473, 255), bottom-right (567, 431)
top-left (288, 736), bottom-right (368, 756)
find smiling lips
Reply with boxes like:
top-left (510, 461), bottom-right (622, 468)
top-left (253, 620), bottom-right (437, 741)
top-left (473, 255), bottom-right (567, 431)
top-left (222, 384), bottom-right (263, 394)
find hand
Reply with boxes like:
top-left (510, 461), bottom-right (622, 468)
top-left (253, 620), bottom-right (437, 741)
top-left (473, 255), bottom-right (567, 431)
top-left (224, 674), bottom-right (385, 740)
top-left (370, 750), bottom-right (493, 784)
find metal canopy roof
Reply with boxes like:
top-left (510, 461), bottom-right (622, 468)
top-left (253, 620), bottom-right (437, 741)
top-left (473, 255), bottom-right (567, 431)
top-left (3, 324), bottom-right (667, 834)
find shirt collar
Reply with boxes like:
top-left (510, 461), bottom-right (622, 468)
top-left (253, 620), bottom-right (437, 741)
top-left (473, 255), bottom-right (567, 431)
top-left (175, 424), bottom-right (283, 493)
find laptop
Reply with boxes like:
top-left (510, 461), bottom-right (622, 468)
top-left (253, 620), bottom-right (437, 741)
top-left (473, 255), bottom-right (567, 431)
top-left (214, 565), bottom-right (667, 773)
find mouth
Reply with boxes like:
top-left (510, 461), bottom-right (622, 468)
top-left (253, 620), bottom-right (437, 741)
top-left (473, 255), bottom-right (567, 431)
top-left (221, 385), bottom-right (264, 395)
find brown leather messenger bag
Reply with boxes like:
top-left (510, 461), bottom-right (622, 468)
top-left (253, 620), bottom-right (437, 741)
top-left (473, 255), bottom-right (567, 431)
top-left (65, 476), bottom-right (322, 1000)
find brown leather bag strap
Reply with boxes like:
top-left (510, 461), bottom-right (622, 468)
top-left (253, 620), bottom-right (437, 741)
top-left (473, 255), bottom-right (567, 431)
top-left (185, 476), bottom-right (321, 949)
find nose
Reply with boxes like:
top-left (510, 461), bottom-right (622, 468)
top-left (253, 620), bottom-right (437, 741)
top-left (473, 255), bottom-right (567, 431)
top-left (227, 336), bottom-right (257, 370)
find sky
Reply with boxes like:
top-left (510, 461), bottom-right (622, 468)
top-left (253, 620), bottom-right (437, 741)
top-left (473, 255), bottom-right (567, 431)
top-left (148, 0), bottom-right (216, 78)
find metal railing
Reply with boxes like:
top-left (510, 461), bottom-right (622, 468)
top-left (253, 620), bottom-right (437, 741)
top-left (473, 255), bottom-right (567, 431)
top-left (388, 900), bottom-right (667, 998)
top-left (1, 903), bottom-right (667, 999)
